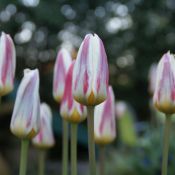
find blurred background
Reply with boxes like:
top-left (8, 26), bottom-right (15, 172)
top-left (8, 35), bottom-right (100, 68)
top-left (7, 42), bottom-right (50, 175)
top-left (1, 0), bottom-right (175, 174)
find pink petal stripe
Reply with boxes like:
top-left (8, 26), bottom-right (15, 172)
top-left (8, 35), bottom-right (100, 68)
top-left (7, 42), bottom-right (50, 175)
top-left (54, 53), bottom-right (66, 92)
top-left (2, 36), bottom-right (13, 84)
top-left (62, 62), bottom-right (75, 110)
top-left (74, 35), bottom-right (90, 91)
top-left (99, 90), bottom-right (113, 134)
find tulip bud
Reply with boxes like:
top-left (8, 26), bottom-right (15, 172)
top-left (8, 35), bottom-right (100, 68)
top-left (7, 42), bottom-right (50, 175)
top-left (72, 34), bottom-right (109, 106)
top-left (0, 32), bottom-right (16, 96)
top-left (61, 62), bottom-right (87, 123)
top-left (53, 48), bottom-right (72, 103)
top-left (10, 69), bottom-right (40, 139)
top-left (153, 51), bottom-right (175, 114)
top-left (32, 103), bottom-right (55, 149)
top-left (115, 101), bottom-right (127, 118)
top-left (148, 63), bottom-right (157, 95)
top-left (94, 86), bottom-right (116, 145)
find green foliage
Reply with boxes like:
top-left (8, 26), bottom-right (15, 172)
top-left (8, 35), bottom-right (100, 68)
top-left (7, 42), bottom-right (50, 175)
top-left (118, 111), bottom-right (138, 146)
top-left (106, 125), bottom-right (175, 175)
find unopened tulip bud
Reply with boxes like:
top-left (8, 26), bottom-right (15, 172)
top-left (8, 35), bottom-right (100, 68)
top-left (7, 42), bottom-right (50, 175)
top-left (153, 51), bottom-right (175, 114)
top-left (73, 34), bottom-right (109, 106)
top-left (61, 62), bottom-right (87, 123)
top-left (10, 69), bottom-right (40, 139)
top-left (115, 101), bottom-right (127, 118)
top-left (53, 48), bottom-right (72, 103)
top-left (94, 86), bottom-right (116, 145)
top-left (32, 103), bottom-right (55, 149)
top-left (0, 32), bottom-right (16, 96)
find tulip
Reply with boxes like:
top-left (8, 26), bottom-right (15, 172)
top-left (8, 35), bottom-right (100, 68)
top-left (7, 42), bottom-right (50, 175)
top-left (61, 62), bottom-right (87, 175)
top-left (53, 48), bottom-right (72, 175)
top-left (32, 103), bottom-right (55, 175)
top-left (94, 86), bottom-right (116, 145)
top-left (153, 51), bottom-right (175, 114)
top-left (60, 61), bottom-right (87, 123)
top-left (153, 51), bottom-right (175, 175)
top-left (53, 48), bottom-right (72, 103)
top-left (72, 33), bottom-right (109, 106)
top-left (32, 103), bottom-right (55, 149)
top-left (0, 32), bottom-right (16, 96)
top-left (10, 68), bottom-right (40, 175)
top-left (10, 69), bottom-right (40, 139)
top-left (72, 33), bottom-right (109, 175)
top-left (94, 86), bottom-right (116, 175)
top-left (115, 101), bottom-right (127, 118)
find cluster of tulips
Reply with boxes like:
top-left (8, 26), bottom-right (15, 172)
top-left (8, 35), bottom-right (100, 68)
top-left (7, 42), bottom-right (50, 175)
top-left (1, 29), bottom-right (174, 175)
top-left (0, 32), bottom-right (116, 175)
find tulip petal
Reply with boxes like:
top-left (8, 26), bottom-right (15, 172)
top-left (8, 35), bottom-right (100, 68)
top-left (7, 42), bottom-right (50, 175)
top-left (0, 32), bottom-right (16, 95)
top-left (94, 86), bottom-right (116, 145)
top-left (61, 62), bottom-right (87, 123)
top-left (32, 103), bottom-right (55, 148)
top-left (10, 69), bottom-right (40, 139)
top-left (53, 48), bottom-right (72, 102)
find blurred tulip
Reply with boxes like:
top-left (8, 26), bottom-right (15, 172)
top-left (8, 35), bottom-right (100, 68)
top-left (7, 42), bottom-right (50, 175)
top-left (72, 33), bottom-right (109, 106)
top-left (94, 86), bottom-right (116, 145)
top-left (148, 63), bottom-right (157, 95)
top-left (0, 32), bottom-right (16, 96)
top-left (61, 62), bottom-right (87, 123)
top-left (115, 101), bottom-right (127, 119)
top-left (116, 101), bottom-right (137, 146)
top-left (153, 51), bottom-right (175, 114)
top-left (10, 69), bottom-right (40, 139)
top-left (32, 103), bottom-right (55, 149)
top-left (53, 48), bottom-right (72, 103)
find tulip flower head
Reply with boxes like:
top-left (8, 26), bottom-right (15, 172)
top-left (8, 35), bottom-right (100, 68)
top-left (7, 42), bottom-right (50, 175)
top-left (10, 69), bottom-right (40, 139)
top-left (53, 48), bottom-right (72, 103)
top-left (32, 103), bottom-right (55, 149)
top-left (148, 63), bottom-right (157, 95)
top-left (94, 86), bottom-right (116, 145)
top-left (0, 32), bottom-right (16, 96)
top-left (153, 51), bottom-right (175, 114)
top-left (115, 101), bottom-right (127, 119)
top-left (72, 34), bottom-right (109, 106)
top-left (61, 62), bottom-right (87, 123)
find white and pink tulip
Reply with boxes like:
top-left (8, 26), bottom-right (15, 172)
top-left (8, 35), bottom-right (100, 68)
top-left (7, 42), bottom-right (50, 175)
top-left (0, 32), bottom-right (16, 96)
top-left (72, 34), bottom-right (109, 106)
top-left (10, 69), bottom-right (40, 139)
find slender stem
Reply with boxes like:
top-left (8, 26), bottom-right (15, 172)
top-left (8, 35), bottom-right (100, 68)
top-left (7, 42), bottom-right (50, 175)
top-left (19, 139), bottom-right (29, 175)
top-left (161, 115), bottom-right (171, 175)
top-left (99, 146), bottom-right (105, 175)
top-left (71, 123), bottom-right (77, 175)
top-left (38, 149), bottom-right (46, 175)
top-left (87, 106), bottom-right (96, 175)
top-left (62, 120), bottom-right (69, 175)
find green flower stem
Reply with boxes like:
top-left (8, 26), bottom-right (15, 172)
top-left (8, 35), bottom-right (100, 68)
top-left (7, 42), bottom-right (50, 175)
top-left (71, 123), bottom-right (78, 175)
top-left (99, 146), bottom-right (105, 175)
top-left (19, 139), bottom-right (29, 175)
top-left (62, 119), bottom-right (69, 175)
top-left (38, 149), bottom-right (46, 175)
top-left (161, 115), bottom-right (171, 175)
top-left (87, 106), bottom-right (96, 175)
